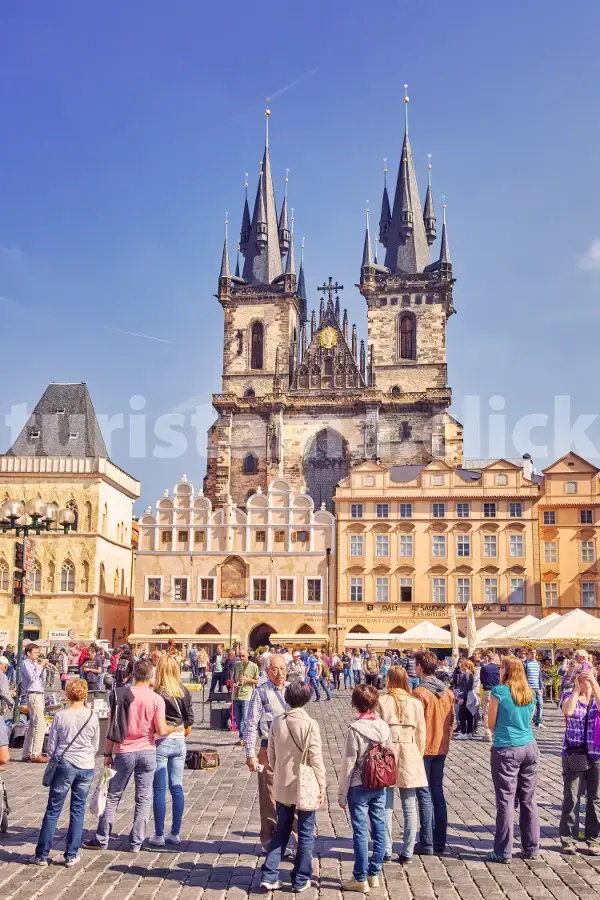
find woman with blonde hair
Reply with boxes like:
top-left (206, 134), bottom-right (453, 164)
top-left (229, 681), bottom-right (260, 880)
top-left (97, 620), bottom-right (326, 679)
top-left (455, 658), bottom-right (476, 739)
top-left (487, 655), bottom-right (539, 863)
top-left (377, 665), bottom-right (428, 864)
top-left (148, 654), bottom-right (193, 847)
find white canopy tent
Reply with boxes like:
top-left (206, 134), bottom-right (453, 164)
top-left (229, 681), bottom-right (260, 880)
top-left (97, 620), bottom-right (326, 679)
top-left (475, 622), bottom-right (504, 644)
top-left (510, 613), bottom-right (562, 643)
top-left (518, 608), bottom-right (600, 646)
top-left (343, 633), bottom-right (404, 650)
top-left (395, 621), bottom-right (466, 648)
top-left (480, 615), bottom-right (540, 647)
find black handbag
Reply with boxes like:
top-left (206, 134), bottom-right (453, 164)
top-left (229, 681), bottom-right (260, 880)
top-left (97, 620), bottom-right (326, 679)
top-left (565, 705), bottom-right (591, 773)
top-left (42, 711), bottom-right (93, 788)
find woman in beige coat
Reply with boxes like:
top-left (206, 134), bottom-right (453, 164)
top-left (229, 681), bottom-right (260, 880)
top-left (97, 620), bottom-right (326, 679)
top-left (261, 681), bottom-right (326, 892)
top-left (377, 665), bottom-right (428, 863)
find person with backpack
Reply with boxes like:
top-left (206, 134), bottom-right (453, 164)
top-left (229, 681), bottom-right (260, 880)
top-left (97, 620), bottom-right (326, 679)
top-left (148, 655), bottom-right (194, 847)
top-left (305, 652), bottom-right (322, 701)
top-left (114, 646), bottom-right (134, 688)
top-left (377, 666), bottom-right (428, 864)
top-left (84, 658), bottom-right (177, 853)
top-left (338, 684), bottom-right (392, 893)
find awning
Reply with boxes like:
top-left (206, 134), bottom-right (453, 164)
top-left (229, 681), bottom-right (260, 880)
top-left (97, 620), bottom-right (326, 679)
top-left (128, 633), bottom-right (241, 644)
top-left (270, 633), bottom-right (329, 645)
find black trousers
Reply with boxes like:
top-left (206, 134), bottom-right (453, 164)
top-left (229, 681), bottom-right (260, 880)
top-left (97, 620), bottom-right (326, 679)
top-left (458, 704), bottom-right (473, 734)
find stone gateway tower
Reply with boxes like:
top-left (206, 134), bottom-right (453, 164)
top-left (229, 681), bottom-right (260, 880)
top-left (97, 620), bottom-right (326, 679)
top-left (205, 93), bottom-right (462, 511)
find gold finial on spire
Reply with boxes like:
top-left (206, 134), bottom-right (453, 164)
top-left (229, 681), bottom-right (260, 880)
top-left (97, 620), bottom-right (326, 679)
top-left (427, 153), bottom-right (432, 186)
top-left (244, 172), bottom-right (248, 190)
top-left (403, 83), bottom-right (409, 133)
top-left (301, 236), bottom-right (305, 263)
top-left (265, 97), bottom-right (271, 147)
top-left (383, 156), bottom-right (388, 186)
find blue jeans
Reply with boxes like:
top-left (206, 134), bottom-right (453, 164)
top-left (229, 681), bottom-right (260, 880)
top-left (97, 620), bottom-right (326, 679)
top-left (343, 667), bottom-right (352, 688)
top-left (532, 688), bottom-right (543, 726)
top-left (347, 785), bottom-right (386, 881)
top-left (384, 787), bottom-right (418, 859)
top-left (210, 671), bottom-right (225, 693)
top-left (96, 749), bottom-right (157, 850)
top-left (153, 737), bottom-right (186, 838)
top-left (234, 699), bottom-right (250, 739)
top-left (408, 676), bottom-right (420, 692)
top-left (417, 754), bottom-right (447, 852)
top-left (262, 802), bottom-right (316, 889)
top-left (353, 669), bottom-right (362, 686)
top-left (36, 760), bottom-right (94, 861)
top-left (319, 676), bottom-right (332, 700)
top-left (308, 675), bottom-right (321, 700)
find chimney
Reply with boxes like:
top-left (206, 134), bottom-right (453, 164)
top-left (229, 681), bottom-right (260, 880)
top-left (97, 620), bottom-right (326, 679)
top-left (522, 453), bottom-right (533, 481)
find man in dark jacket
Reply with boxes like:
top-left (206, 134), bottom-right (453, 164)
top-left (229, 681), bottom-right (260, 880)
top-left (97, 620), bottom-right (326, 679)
top-left (480, 651), bottom-right (500, 741)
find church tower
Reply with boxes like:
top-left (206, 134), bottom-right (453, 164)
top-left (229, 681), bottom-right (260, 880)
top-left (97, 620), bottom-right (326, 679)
top-left (359, 86), bottom-right (460, 465)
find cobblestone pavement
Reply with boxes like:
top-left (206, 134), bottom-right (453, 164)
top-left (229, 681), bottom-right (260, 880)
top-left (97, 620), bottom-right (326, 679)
top-left (1, 693), bottom-right (599, 899)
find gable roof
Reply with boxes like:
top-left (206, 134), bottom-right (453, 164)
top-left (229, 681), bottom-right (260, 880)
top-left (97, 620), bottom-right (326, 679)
top-left (542, 452), bottom-right (600, 476)
top-left (5, 383), bottom-right (109, 458)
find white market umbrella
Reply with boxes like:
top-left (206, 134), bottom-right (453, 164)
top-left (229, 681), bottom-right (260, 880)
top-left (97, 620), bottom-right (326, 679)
top-left (513, 613), bottom-right (562, 643)
top-left (475, 622), bottom-right (504, 645)
top-left (449, 605), bottom-right (460, 664)
top-left (521, 608), bottom-right (600, 647)
top-left (395, 620), bottom-right (464, 648)
top-left (482, 615), bottom-right (540, 647)
top-left (465, 599), bottom-right (477, 655)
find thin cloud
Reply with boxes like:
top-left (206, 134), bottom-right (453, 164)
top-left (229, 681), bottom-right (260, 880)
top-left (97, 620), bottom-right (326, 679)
top-left (269, 66), bottom-right (320, 101)
top-left (105, 326), bottom-right (172, 344)
top-left (579, 239), bottom-right (600, 271)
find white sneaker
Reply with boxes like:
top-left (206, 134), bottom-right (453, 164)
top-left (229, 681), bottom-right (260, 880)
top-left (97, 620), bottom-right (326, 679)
top-left (165, 833), bottom-right (181, 845)
top-left (368, 875), bottom-right (380, 887)
top-left (536, 723), bottom-right (547, 729)
top-left (260, 880), bottom-right (281, 890)
top-left (64, 855), bottom-right (81, 868)
top-left (293, 883), bottom-right (311, 893)
top-left (148, 834), bottom-right (166, 847)
top-left (341, 878), bottom-right (370, 893)
top-left (454, 733), bottom-right (467, 740)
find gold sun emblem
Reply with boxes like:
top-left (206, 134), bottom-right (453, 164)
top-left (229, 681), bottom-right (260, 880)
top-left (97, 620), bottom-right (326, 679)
top-left (320, 326), bottom-right (337, 349)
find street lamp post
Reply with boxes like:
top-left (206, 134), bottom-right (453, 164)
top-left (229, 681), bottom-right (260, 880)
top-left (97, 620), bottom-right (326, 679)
top-left (0, 498), bottom-right (76, 724)
top-left (216, 597), bottom-right (249, 649)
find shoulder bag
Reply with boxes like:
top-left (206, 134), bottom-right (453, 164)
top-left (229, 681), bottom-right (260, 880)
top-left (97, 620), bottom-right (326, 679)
top-left (565, 703), bottom-right (591, 773)
top-left (286, 716), bottom-right (321, 810)
top-left (43, 710), bottom-right (93, 788)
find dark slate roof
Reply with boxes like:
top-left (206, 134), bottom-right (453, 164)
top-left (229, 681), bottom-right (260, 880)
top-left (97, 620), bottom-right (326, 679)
top-left (385, 132), bottom-right (431, 274)
top-left (5, 383), bottom-right (109, 458)
top-left (241, 143), bottom-right (284, 286)
top-left (389, 464), bottom-right (426, 483)
top-left (455, 468), bottom-right (482, 482)
top-left (531, 474), bottom-right (544, 485)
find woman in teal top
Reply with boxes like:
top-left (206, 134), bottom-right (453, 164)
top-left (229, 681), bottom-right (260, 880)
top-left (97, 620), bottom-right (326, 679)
top-left (486, 656), bottom-right (539, 863)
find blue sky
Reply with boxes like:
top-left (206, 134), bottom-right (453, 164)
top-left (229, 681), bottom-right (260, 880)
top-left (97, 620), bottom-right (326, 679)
top-left (2, 0), bottom-right (600, 508)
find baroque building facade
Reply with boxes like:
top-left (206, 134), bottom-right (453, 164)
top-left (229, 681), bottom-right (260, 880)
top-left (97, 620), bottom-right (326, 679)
top-left (0, 384), bottom-right (140, 646)
top-left (205, 93), bottom-right (463, 514)
top-left (134, 476), bottom-right (335, 650)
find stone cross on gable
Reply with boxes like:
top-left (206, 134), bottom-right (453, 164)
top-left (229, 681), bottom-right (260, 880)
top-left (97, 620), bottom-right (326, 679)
top-left (317, 276), bottom-right (344, 306)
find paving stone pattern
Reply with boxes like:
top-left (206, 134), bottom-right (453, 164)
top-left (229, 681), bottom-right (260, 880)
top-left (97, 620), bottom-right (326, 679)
top-left (1, 694), bottom-right (599, 899)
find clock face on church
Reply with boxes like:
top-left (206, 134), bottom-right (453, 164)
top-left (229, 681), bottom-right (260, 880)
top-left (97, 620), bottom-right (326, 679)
top-left (320, 327), bottom-right (337, 349)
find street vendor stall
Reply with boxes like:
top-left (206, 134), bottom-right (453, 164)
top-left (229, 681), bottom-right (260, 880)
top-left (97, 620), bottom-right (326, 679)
top-left (395, 621), bottom-right (467, 648)
top-left (343, 633), bottom-right (405, 650)
top-left (516, 608), bottom-right (600, 647)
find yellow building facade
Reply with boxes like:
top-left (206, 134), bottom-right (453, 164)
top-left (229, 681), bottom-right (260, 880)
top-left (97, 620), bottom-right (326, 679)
top-left (538, 453), bottom-right (600, 613)
top-left (134, 476), bottom-right (335, 650)
top-left (334, 458), bottom-right (541, 644)
top-left (0, 385), bottom-right (140, 647)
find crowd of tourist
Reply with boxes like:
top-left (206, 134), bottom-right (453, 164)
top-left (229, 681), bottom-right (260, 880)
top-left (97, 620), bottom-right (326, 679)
top-left (2, 637), bottom-right (600, 885)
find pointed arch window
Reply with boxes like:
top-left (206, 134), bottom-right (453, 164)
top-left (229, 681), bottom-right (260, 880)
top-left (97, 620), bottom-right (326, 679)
top-left (243, 452), bottom-right (258, 474)
top-left (47, 561), bottom-right (56, 593)
top-left (67, 500), bottom-right (78, 531)
top-left (114, 569), bottom-right (119, 595)
top-left (324, 357), bottom-right (333, 376)
top-left (398, 313), bottom-right (416, 360)
top-left (250, 322), bottom-right (264, 370)
top-left (102, 504), bottom-right (108, 536)
top-left (33, 560), bottom-right (42, 592)
top-left (60, 560), bottom-right (75, 593)
top-left (0, 559), bottom-right (8, 592)
top-left (99, 562), bottom-right (106, 594)
top-left (82, 560), bottom-right (90, 593)
top-left (85, 501), bottom-right (93, 532)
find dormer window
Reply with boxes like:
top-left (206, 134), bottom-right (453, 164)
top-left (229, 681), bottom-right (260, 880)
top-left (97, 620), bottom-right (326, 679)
top-left (56, 408), bottom-right (65, 415)
top-left (69, 432), bottom-right (78, 440)
top-left (29, 429), bottom-right (40, 440)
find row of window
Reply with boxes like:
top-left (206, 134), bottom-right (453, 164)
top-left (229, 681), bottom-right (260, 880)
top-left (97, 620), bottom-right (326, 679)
top-left (146, 576), bottom-right (323, 605)
top-left (158, 528), bottom-right (311, 546)
top-left (349, 532), bottom-right (531, 559)
top-left (350, 502), bottom-right (525, 519)
top-left (543, 510), bottom-right (595, 525)
top-left (0, 558), bottom-right (127, 595)
top-left (348, 574), bottom-right (526, 605)
top-left (544, 582), bottom-right (597, 608)
top-left (543, 540), bottom-right (596, 564)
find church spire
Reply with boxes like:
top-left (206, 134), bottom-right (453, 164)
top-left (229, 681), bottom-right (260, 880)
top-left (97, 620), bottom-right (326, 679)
top-left (241, 102), bottom-right (284, 285)
top-left (439, 203), bottom-right (451, 266)
top-left (219, 213), bottom-right (231, 279)
top-left (362, 206), bottom-right (373, 268)
top-left (239, 173), bottom-right (250, 252)
top-left (423, 153), bottom-right (436, 246)
top-left (379, 157), bottom-right (391, 247)
top-left (235, 245), bottom-right (241, 278)
top-left (278, 168), bottom-right (291, 254)
top-left (384, 84), bottom-right (431, 274)
top-left (297, 237), bottom-right (307, 323)
top-left (285, 208), bottom-right (296, 276)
